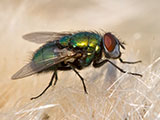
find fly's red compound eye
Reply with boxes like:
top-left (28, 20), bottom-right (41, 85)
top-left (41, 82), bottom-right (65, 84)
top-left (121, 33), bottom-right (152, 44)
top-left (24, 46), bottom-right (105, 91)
top-left (104, 33), bottom-right (116, 52)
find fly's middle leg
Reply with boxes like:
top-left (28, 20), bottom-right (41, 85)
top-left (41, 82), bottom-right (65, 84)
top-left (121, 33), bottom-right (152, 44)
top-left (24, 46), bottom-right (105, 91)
top-left (67, 62), bottom-right (88, 94)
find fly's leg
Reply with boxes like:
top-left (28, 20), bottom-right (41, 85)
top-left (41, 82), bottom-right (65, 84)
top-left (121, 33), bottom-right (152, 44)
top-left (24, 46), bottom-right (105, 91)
top-left (31, 70), bottom-right (57, 100)
top-left (107, 60), bottom-right (142, 77)
top-left (53, 71), bottom-right (58, 85)
top-left (93, 60), bottom-right (107, 68)
top-left (67, 62), bottom-right (88, 94)
top-left (119, 58), bottom-right (141, 64)
top-left (93, 59), bottom-right (142, 77)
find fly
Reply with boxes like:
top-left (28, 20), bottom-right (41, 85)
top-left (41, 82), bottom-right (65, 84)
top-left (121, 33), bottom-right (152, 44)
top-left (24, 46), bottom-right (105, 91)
top-left (11, 31), bottom-right (142, 100)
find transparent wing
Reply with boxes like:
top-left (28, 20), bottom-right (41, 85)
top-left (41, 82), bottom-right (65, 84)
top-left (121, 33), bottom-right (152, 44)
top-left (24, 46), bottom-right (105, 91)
top-left (12, 48), bottom-right (77, 79)
top-left (23, 32), bottom-right (73, 44)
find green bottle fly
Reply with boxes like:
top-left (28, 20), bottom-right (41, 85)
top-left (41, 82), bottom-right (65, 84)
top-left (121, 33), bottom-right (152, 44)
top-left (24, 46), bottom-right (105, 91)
top-left (11, 31), bottom-right (142, 100)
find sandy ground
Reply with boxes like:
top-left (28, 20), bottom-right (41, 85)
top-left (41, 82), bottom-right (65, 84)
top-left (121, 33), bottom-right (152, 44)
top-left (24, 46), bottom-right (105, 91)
top-left (0, 0), bottom-right (160, 119)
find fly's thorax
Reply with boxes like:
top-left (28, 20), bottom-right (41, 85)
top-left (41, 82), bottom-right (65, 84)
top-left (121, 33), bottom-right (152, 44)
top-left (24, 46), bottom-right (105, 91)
top-left (69, 32), bottom-right (101, 49)
top-left (70, 32), bottom-right (101, 66)
top-left (70, 33), bottom-right (89, 48)
top-left (102, 32), bottom-right (121, 59)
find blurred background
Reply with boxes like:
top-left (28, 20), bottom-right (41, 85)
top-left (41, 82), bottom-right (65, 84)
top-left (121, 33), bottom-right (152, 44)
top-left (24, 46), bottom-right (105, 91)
top-left (0, 0), bottom-right (160, 119)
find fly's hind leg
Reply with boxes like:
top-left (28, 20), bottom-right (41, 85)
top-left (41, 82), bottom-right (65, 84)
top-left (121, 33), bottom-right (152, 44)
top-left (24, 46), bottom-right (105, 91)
top-left (67, 62), bottom-right (88, 94)
top-left (31, 69), bottom-right (58, 100)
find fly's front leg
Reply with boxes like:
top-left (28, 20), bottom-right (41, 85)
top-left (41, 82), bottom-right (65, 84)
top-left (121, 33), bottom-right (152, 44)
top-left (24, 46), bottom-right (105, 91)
top-left (93, 59), bottom-right (142, 77)
top-left (119, 58), bottom-right (142, 64)
top-left (107, 60), bottom-right (142, 77)
top-left (93, 59), bottom-right (109, 68)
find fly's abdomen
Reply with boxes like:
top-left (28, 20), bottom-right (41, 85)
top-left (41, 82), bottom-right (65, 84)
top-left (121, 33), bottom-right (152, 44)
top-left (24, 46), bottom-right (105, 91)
top-left (32, 42), bottom-right (57, 63)
top-left (59, 36), bottom-right (71, 47)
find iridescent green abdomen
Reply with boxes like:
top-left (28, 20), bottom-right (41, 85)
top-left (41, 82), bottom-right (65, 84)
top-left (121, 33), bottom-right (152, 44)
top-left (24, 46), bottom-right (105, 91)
top-left (32, 42), bottom-right (56, 63)
top-left (59, 36), bottom-right (71, 47)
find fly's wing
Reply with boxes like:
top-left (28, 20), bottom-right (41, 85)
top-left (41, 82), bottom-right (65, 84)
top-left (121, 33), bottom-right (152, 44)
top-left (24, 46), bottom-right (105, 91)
top-left (23, 32), bottom-right (73, 44)
top-left (11, 48), bottom-right (78, 79)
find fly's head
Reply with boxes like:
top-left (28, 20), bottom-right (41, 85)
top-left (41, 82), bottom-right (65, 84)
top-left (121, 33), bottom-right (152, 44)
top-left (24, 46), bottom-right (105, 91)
top-left (102, 32), bottom-right (125, 59)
